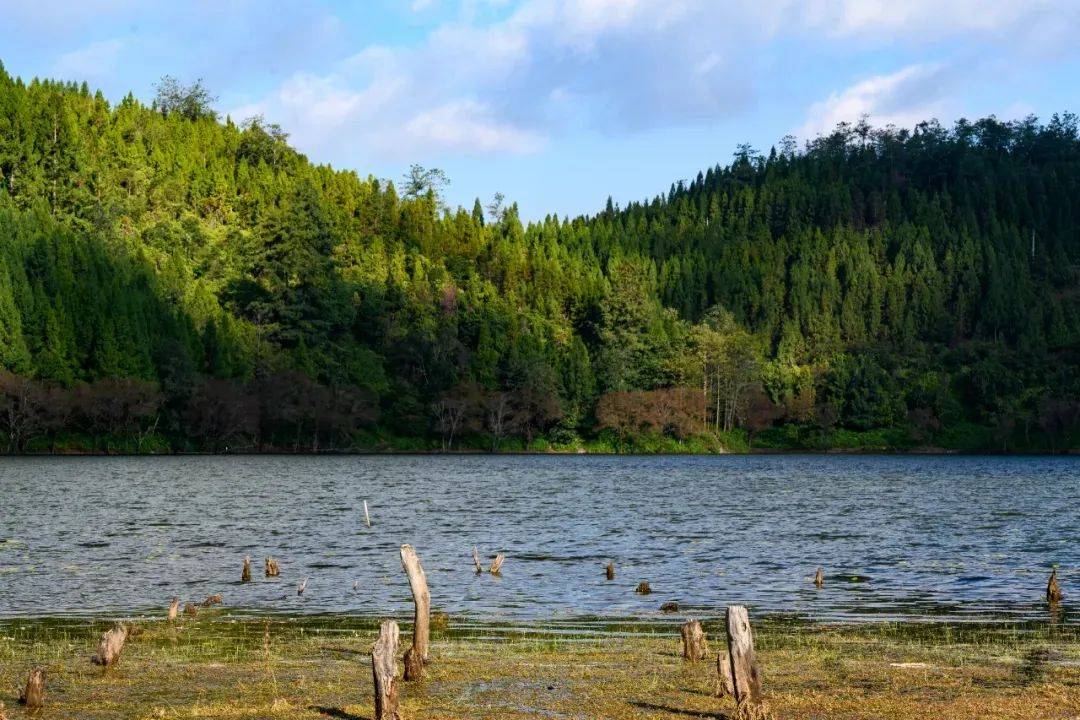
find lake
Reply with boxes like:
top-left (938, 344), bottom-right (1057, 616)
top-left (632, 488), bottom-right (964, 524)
top-left (0, 454), bottom-right (1075, 623)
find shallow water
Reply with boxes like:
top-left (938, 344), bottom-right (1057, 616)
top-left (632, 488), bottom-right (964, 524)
top-left (0, 454), bottom-right (1075, 623)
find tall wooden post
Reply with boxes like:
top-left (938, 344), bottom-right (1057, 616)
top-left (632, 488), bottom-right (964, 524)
top-left (726, 605), bottom-right (766, 718)
top-left (400, 544), bottom-right (430, 681)
top-left (371, 620), bottom-right (401, 720)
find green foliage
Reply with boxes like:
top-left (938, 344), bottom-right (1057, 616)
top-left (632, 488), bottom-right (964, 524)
top-left (0, 67), bottom-right (1078, 452)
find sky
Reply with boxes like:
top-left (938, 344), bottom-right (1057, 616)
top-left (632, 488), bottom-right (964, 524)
top-left (1, 0), bottom-right (1079, 220)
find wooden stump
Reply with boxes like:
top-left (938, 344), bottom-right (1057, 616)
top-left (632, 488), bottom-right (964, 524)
top-left (489, 553), bottom-right (504, 575)
top-left (635, 581), bottom-right (652, 595)
top-left (242, 555), bottom-right (252, 583)
top-left (183, 602), bottom-right (199, 617)
top-left (716, 650), bottom-right (735, 697)
top-left (265, 556), bottom-right (280, 577)
top-left (605, 562), bottom-right (615, 580)
top-left (726, 605), bottom-right (767, 718)
top-left (814, 567), bottom-right (824, 588)
top-left (1047, 568), bottom-right (1063, 604)
top-left (364, 500), bottom-right (372, 528)
top-left (297, 578), bottom-right (308, 596)
top-left (681, 619), bottom-right (708, 661)
top-left (371, 620), bottom-right (401, 720)
top-left (19, 667), bottom-right (45, 709)
top-left (473, 546), bottom-right (483, 574)
top-left (661, 601), bottom-right (680, 613)
top-left (167, 597), bottom-right (180, 622)
top-left (92, 623), bottom-right (128, 667)
top-left (0, 699), bottom-right (8, 719)
top-left (202, 593), bottom-right (223, 607)
top-left (400, 544), bottom-right (430, 680)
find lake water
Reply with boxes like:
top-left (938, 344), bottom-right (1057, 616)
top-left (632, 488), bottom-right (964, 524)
top-left (0, 455), bottom-right (1075, 624)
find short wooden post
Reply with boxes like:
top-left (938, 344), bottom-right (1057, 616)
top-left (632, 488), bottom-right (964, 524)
top-left (489, 553), bottom-right (504, 575)
top-left (716, 650), bottom-right (735, 697)
top-left (473, 546), bottom-right (483, 574)
top-left (400, 544), bottom-right (430, 681)
top-left (167, 597), bottom-right (180, 622)
top-left (814, 567), bottom-right (824, 588)
top-left (726, 605), bottom-right (766, 718)
top-left (371, 620), bottom-right (401, 720)
top-left (1047, 568), bottom-right (1062, 603)
top-left (19, 667), bottom-right (45, 709)
top-left (92, 623), bottom-right (128, 666)
top-left (605, 562), bottom-right (615, 580)
top-left (265, 556), bottom-right (280, 577)
top-left (635, 581), bottom-right (652, 595)
top-left (681, 619), bottom-right (708, 661)
top-left (242, 555), bottom-right (252, 583)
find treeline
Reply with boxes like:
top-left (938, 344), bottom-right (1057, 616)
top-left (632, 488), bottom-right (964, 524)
top-left (0, 64), bottom-right (1078, 452)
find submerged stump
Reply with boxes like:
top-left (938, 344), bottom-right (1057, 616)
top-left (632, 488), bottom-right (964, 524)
top-left (473, 546), bottom-right (483, 574)
top-left (19, 667), bottom-right (45, 709)
top-left (681, 619), bottom-right (708, 661)
top-left (400, 544), bottom-right (431, 681)
top-left (202, 594), bottom-right (223, 607)
top-left (635, 581), bottom-right (652, 595)
top-left (605, 562), bottom-right (615, 580)
top-left (371, 620), bottom-right (401, 720)
top-left (814, 567), bottom-right (824, 588)
top-left (265, 556), bottom-right (280, 577)
top-left (92, 623), bottom-right (128, 667)
top-left (242, 555), bottom-right (252, 583)
top-left (1047, 568), bottom-right (1063, 604)
top-left (489, 553), bottom-right (505, 575)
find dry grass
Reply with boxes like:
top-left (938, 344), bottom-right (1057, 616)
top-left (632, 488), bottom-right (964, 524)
top-left (0, 615), bottom-right (1077, 719)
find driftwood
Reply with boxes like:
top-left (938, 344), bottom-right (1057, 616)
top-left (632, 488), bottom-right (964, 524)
top-left (92, 623), bottom-right (128, 667)
top-left (371, 620), bottom-right (401, 720)
top-left (726, 605), bottom-right (767, 718)
top-left (265, 557), bottom-right (280, 577)
top-left (489, 553), bottom-right (504, 575)
top-left (716, 650), bottom-right (735, 697)
top-left (202, 593), bottom-right (223, 607)
top-left (605, 562), bottom-right (615, 580)
top-left (242, 556), bottom-right (252, 583)
top-left (183, 602), bottom-right (199, 617)
top-left (167, 597), bottom-right (180, 622)
top-left (635, 581), bottom-right (652, 595)
top-left (1047, 568), bottom-right (1063, 603)
top-left (681, 619), bottom-right (708, 661)
top-left (19, 667), bottom-right (45, 709)
top-left (400, 544), bottom-right (431, 681)
top-left (814, 567), bottom-right (824, 588)
top-left (473, 546), bottom-right (483, 574)
top-left (297, 578), bottom-right (308, 596)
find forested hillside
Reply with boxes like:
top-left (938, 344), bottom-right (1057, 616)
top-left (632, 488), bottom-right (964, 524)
top-left (1, 64), bottom-right (1078, 453)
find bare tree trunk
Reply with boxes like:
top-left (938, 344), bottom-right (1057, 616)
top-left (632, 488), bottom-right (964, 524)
top-left (371, 620), bottom-right (401, 720)
top-left (92, 623), bottom-right (128, 666)
top-left (681, 619), bottom-right (708, 662)
top-left (400, 544), bottom-right (430, 681)
top-left (726, 605), bottom-right (767, 718)
top-left (19, 667), bottom-right (45, 709)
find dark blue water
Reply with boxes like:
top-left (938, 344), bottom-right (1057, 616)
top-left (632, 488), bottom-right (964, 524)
top-left (0, 454), bottom-right (1075, 622)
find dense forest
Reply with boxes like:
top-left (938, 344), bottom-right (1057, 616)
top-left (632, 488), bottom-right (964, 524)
top-left (0, 64), bottom-right (1078, 453)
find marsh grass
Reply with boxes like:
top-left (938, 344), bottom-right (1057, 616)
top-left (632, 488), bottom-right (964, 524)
top-left (0, 614), bottom-right (1077, 719)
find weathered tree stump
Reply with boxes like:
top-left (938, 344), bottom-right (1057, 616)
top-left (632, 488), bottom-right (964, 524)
top-left (661, 601), bottom-right (680, 613)
top-left (371, 620), bottom-right (401, 720)
top-left (265, 556), bottom-right (280, 577)
top-left (167, 597), bottom-right (180, 622)
top-left (297, 578), bottom-right (308, 596)
top-left (92, 623), bottom-right (128, 667)
top-left (242, 555), bottom-right (252, 583)
top-left (19, 667), bottom-right (45, 709)
top-left (635, 581), bottom-right (652, 595)
top-left (681, 619), bottom-right (708, 661)
top-left (726, 605), bottom-right (767, 718)
top-left (1047, 568), bottom-right (1062, 603)
top-left (0, 699), bottom-right (8, 719)
top-left (183, 602), bottom-right (199, 617)
top-left (489, 553), bottom-right (504, 575)
top-left (473, 546), bottom-right (483, 574)
top-left (202, 593), bottom-right (223, 607)
top-left (814, 567), bottom-right (824, 588)
top-left (605, 562), bottom-right (615, 580)
top-left (400, 544), bottom-right (430, 681)
top-left (716, 650), bottom-right (735, 697)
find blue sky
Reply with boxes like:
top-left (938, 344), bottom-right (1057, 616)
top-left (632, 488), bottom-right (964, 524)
top-left (2, 0), bottom-right (1079, 219)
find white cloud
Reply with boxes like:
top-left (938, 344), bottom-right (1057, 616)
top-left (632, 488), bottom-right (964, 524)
top-left (53, 39), bottom-right (125, 81)
top-left (797, 63), bottom-right (953, 138)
